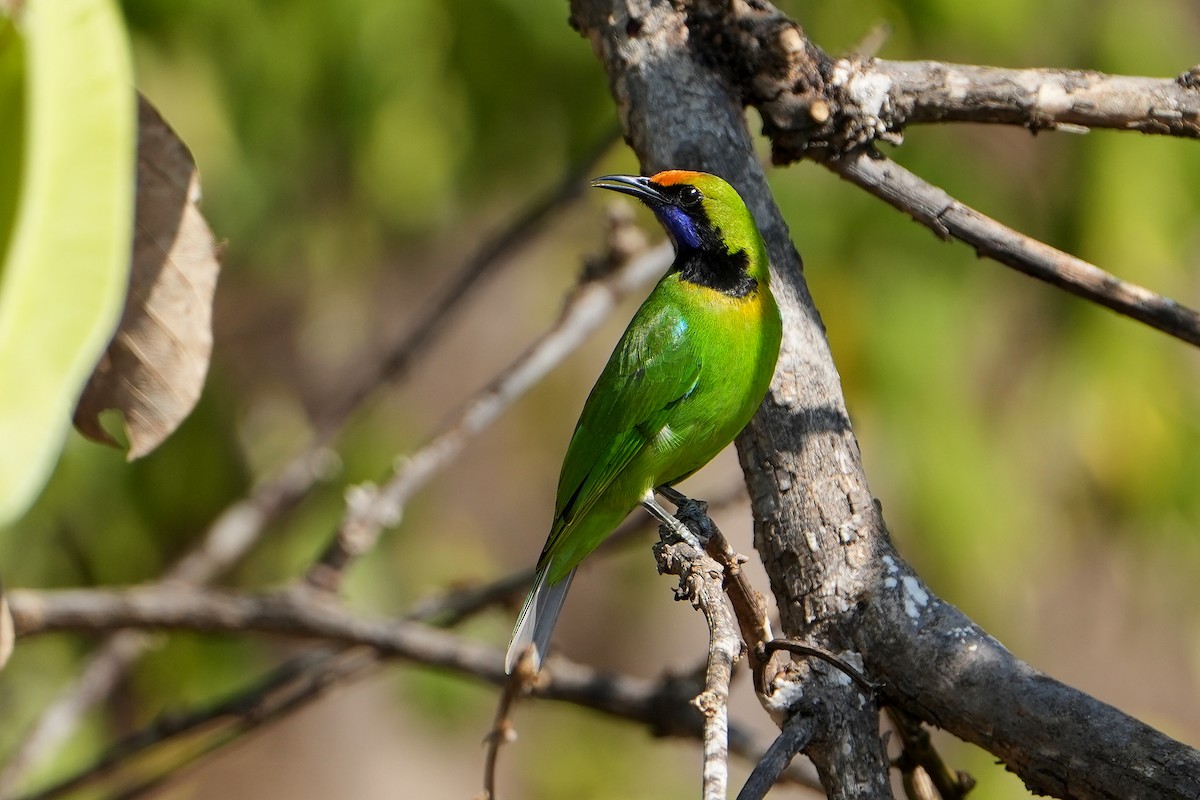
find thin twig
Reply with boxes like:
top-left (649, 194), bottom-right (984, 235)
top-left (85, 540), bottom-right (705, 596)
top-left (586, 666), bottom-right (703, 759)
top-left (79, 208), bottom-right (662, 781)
top-left (847, 22), bottom-right (891, 60)
top-left (0, 449), bottom-right (335, 798)
top-left (480, 654), bottom-right (537, 800)
top-left (652, 503), bottom-right (742, 800)
top-left (658, 488), bottom-right (780, 693)
top-left (305, 238), bottom-right (673, 592)
top-left (764, 640), bottom-right (878, 697)
top-left (827, 148), bottom-right (1200, 348)
top-left (8, 497), bottom-right (752, 800)
top-left (887, 708), bottom-right (975, 800)
top-left (735, 711), bottom-right (816, 800)
top-left (13, 560), bottom-right (538, 800)
top-left (0, 632), bottom-right (151, 799)
top-left (15, 648), bottom-right (374, 800)
top-left (10, 583), bottom-right (822, 799)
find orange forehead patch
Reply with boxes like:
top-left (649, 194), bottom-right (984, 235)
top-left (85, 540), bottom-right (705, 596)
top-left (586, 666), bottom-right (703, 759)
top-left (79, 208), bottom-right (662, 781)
top-left (650, 169), bottom-right (702, 186)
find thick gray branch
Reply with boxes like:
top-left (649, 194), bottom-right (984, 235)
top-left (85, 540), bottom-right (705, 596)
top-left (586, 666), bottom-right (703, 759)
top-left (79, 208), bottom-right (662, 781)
top-left (858, 551), bottom-right (1200, 799)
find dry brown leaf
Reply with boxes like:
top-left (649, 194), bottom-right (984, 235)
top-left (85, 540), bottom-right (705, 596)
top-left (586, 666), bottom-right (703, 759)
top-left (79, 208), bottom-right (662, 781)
top-left (74, 95), bottom-right (220, 459)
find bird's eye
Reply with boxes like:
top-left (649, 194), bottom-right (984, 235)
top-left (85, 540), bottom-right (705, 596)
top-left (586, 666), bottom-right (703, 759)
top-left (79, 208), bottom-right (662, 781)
top-left (679, 186), bottom-right (702, 207)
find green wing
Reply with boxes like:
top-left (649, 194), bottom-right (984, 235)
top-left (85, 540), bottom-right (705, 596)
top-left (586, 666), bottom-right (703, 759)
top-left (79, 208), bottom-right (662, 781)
top-left (541, 298), bottom-right (701, 562)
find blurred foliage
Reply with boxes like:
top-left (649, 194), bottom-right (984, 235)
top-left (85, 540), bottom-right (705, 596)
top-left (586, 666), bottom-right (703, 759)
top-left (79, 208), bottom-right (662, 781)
top-left (1, 0), bottom-right (1199, 798)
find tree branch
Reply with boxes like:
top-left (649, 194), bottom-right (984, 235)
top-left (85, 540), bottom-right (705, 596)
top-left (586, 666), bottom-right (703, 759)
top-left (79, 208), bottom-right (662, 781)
top-left (7, 584), bottom-right (822, 798)
top-left (570, 1), bottom-right (1200, 798)
top-left (15, 648), bottom-right (376, 800)
top-left (7, 494), bottom-right (750, 800)
top-left (681, 1), bottom-right (1200, 349)
top-left (570, 1), bottom-right (894, 795)
top-left (865, 60), bottom-right (1200, 138)
top-left (735, 711), bottom-right (816, 800)
top-left (824, 148), bottom-right (1200, 347)
top-left (887, 708), bottom-right (975, 800)
top-left (0, 449), bottom-right (337, 800)
top-left (863, 550), bottom-right (1200, 799)
top-left (315, 126), bottom-right (620, 435)
top-left (684, 2), bottom-right (1200, 159)
top-left (653, 510), bottom-right (741, 800)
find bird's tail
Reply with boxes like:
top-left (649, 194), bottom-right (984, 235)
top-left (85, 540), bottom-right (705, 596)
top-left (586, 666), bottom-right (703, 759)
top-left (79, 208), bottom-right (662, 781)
top-left (505, 566), bottom-right (576, 674)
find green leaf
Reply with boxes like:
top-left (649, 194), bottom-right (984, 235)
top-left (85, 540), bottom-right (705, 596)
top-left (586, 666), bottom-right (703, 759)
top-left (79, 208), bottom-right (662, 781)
top-left (0, 16), bottom-right (24, 269)
top-left (0, 0), bottom-right (135, 527)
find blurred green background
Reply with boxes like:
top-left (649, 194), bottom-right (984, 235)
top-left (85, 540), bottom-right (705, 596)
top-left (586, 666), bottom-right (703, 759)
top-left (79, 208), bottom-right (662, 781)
top-left (3, 0), bottom-right (1200, 797)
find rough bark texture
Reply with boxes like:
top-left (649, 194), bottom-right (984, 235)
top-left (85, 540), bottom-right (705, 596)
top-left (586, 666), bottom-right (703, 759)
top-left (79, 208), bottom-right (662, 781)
top-left (569, 1), bottom-right (1200, 798)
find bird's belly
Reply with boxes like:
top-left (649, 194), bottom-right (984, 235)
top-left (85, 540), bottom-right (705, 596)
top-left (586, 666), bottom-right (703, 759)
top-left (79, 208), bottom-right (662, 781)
top-left (643, 399), bottom-right (747, 486)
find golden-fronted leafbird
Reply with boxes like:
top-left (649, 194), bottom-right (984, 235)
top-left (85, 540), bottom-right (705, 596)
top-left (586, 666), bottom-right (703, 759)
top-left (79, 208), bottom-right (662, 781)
top-left (505, 170), bottom-right (782, 673)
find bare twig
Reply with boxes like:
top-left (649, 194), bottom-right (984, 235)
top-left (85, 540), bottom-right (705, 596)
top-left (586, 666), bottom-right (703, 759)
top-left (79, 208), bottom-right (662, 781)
top-left (658, 488), bottom-right (780, 692)
top-left (305, 238), bottom-right (673, 592)
top-left (678, 2), bottom-right (1200, 352)
top-left (826, 148), bottom-right (1200, 348)
top-left (9, 583), bottom-right (822, 799)
top-left (0, 449), bottom-right (336, 798)
top-left (480, 655), bottom-right (537, 800)
top-left (13, 561), bottom-right (539, 800)
top-left (887, 709), bottom-right (975, 800)
top-left (653, 506), bottom-right (742, 800)
top-left (9, 496), bottom-right (752, 800)
top-left (735, 712), bottom-right (816, 800)
top-left (764, 640), bottom-right (878, 697)
top-left (167, 449), bottom-right (340, 585)
top-left (847, 22), bottom-right (892, 61)
top-left (0, 632), bottom-right (151, 799)
top-left (16, 648), bottom-right (375, 800)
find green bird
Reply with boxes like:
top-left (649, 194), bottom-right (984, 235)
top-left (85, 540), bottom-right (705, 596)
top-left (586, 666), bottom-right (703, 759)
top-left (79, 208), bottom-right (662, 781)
top-left (505, 170), bottom-right (782, 674)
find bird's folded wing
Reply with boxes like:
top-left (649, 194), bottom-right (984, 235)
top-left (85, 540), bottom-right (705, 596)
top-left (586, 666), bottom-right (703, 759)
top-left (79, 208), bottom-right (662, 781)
top-left (542, 302), bottom-right (701, 558)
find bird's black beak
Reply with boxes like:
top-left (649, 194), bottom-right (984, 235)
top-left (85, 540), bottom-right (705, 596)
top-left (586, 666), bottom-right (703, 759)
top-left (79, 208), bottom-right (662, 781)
top-left (590, 174), bottom-right (668, 205)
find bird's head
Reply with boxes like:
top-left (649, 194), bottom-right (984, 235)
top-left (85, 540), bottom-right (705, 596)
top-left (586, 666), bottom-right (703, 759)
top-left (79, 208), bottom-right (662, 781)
top-left (590, 170), bottom-right (768, 297)
top-left (590, 170), bottom-right (750, 254)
